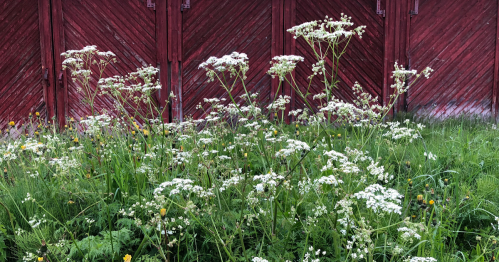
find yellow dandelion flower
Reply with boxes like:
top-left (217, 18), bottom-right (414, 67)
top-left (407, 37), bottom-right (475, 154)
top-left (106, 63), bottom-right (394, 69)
top-left (8, 121), bottom-right (15, 127)
top-left (143, 130), bottom-right (149, 136)
top-left (74, 138), bottom-right (79, 143)
top-left (417, 195), bottom-right (423, 203)
top-left (274, 130), bottom-right (278, 135)
top-left (36, 112), bottom-right (40, 117)
top-left (160, 208), bottom-right (166, 218)
top-left (337, 134), bottom-right (341, 138)
top-left (123, 254), bottom-right (132, 262)
top-left (21, 145), bottom-right (26, 150)
top-left (38, 257), bottom-right (44, 261)
top-left (429, 200), bottom-right (435, 205)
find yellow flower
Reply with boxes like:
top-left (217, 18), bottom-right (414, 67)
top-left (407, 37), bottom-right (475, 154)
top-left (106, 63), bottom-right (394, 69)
top-left (36, 112), bottom-right (40, 117)
top-left (68, 200), bottom-right (75, 204)
top-left (273, 130), bottom-right (278, 135)
top-left (131, 131), bottom-right (135, 135)
top-left (337, 133), bottom-right (341, 138)
top-left (35, 131), bottom-right (39, 136)
top-left (244, 153), bottom-right (247, 158)
top-left (417, 195), bottom-right (423, 203)
top-left (38, 257), bottom-right (44, 261)
top-left (429, 200), bottom-right (435, 205)
top-left (8, 121), bottom-right (15, 127)
top-left (160, 208), bottom-right (166, 217)
top-left (123, 254), bottom-right (132, 262)
top-left (143, 129), bottom-right (149, 136)
top-left (74, 138), bottom-right (79, 143)
top-left (21, 145), bottom-right (26, 150)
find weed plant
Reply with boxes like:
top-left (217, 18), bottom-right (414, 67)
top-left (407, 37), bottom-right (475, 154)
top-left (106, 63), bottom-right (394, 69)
top-left (0, 15), bottom-right (498, 262)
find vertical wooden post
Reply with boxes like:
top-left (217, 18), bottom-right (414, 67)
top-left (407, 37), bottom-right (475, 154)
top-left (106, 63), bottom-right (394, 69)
top-left (384, 0), bottom-right (414, 115)
top-left (382, 0), bottom-right (393, 110)
top-left (283, 0), bottom-right (296, 123)
top-left (493, 0), bottom-right (499, 120)
top-left (38, 0), bottom-right (55, 121)
top-left (51, 0), bottom-right (67, 128)
top-left (271, 0), bottom-right (283, 119)
top-left (168, 0), bottom-right (182, 121)
top-left (157, 0), bottom-right (169, 122)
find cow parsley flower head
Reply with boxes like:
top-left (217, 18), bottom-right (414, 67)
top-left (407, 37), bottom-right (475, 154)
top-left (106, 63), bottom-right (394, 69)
top-left (353, 184), bottom-right (403, 214)
top-left (287, 14), bottom-right (365, 42)
top-left (275, 139), bottom-right (311, 158)
top-left (199, 52), bottom-right (249, 82)
top-left (253, 169), bottom-right (285, 194)
top-left (267, 55), bottom-right (304, 80)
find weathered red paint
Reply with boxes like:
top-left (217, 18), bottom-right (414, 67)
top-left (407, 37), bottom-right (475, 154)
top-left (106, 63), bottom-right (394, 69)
top-left (294, 0), bottom-right (384, 114)
top-left (180, 0), bottom-right (273, 120)
top-left (157, 0), bottom-right (169, 122)
top-left (406, 0), bottom-right (496, 118)
top-left (0, 0), bottom-right (46, 131)
top-left (2, 0), bottom-right (499, 127)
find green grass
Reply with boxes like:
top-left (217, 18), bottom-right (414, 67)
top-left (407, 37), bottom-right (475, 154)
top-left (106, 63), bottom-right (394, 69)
top-left (0, 115), bottom-right (498, 262)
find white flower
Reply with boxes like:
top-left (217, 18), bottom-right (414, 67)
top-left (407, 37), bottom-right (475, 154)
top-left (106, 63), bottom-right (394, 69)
top-left (267, 55), bottom-right (304, 80)
top-left (275, 139), bottom-right (310, 158)
top-left (199, 52), bottom-right (249, 81)
top-left (353, 184), bottom-right (403, 214)
top-left (404, 257), bottom-right (437, 262)
top-left (424, 151), bottom-right (437, 161)
top-left (253, 169), bottom-right (284, 194)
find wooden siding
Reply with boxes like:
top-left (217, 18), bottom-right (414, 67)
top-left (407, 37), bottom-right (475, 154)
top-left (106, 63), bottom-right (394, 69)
top-left (2, 0), bottom-right (499, 127)
top-left (181, 0), bottom-right (273, 120)
top-left (0, 1), bottom-right (45, 130)
top-left (406, 0), bottom-right (497, 118)
top-left (55, 0), bottom-right (158, 121)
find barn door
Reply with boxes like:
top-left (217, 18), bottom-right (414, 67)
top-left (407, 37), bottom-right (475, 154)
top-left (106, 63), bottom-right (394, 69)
top-left (51, 0), bottom-right (160, 124)
top-left (406, 0), bottom-right (497, 118)
top-left (0, 0), bottom-right (54, 131)
top-left (292, 0), bottom-right (384, 113)
top-left (179, 0), bottom-right (273, 120)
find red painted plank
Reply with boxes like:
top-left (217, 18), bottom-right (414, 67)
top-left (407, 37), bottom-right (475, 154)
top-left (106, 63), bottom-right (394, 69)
top-left (51, 0), bottom-right (67, 128)
top-left (157, 0), bottom-right (170, 122)
top-left (38, 0), bottom-right (55, 120)
top-left (493, 0), bottom-right (499, 119)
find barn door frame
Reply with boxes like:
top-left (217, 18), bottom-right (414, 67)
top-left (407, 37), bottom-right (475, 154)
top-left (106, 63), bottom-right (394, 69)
top-left (48, 0), bottom-right (170, 128)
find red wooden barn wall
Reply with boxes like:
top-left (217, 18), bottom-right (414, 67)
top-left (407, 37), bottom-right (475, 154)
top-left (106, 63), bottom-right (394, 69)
top-left (406, 0), bottom-right (497, 118)
top-left (0, 1), bottom-right (47, 131)
top-left (181, 0), bottom-right (273, 120)
top-left (2, 0), bottom-right (499, 130)
top-left (54, 0), bottom-right (159, 122)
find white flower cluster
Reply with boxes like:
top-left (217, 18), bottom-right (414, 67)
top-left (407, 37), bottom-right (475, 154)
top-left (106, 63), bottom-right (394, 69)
top-left (199, 52), bottom-right (249, 82)
top-left (79, 114), bottom-right (112, 134)
top-left (219, 175), bottom-right (243, 192)
top-left (383, 121), bottom-right (422, 143)
top-left (367, 161), bottom-right (393, 183)
top-left (253, 169), bottom-right (284, 193)
top-left (404, 257), bottom-right (437, 262)
top-left (22, 193), bottom-right (35, 203)
top-left (49, 156), bottom-right (81, 175)
top-left (275, 139), bottom-right (310, 158)
top-left (398, 227), bottom-right (421, 242)
top-left (267, 55), bottom-right (304, 80)
top-left (287, 14), bottom-right (365, 42)
top-left (353, 184), bottom-right (403, 214)
top-left (154, 178), bottom-right (214, 198)
top-left (99, 66), bottom-right (161, 103)
top-left (62, 45), bottom-right (116, 70)
top-left (424, 151), bottom-right (437, 161)
top-left (315, 174), bottom-right (343, 187)
top-left (267, 95), bottom-right (291, 111)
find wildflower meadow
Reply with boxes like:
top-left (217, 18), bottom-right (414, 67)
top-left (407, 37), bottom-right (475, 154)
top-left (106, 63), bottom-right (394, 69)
top-left (0, 15), bottom-right (498, 262)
